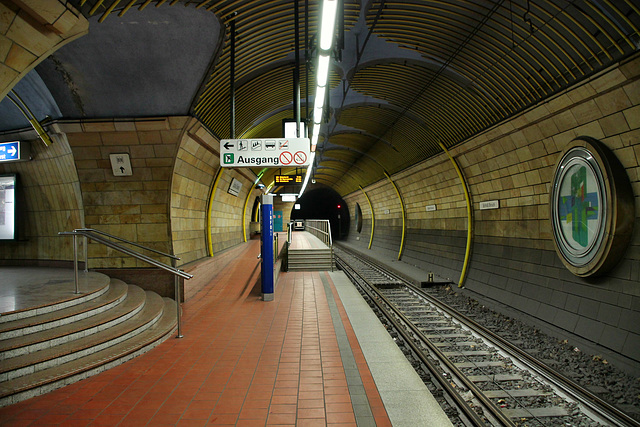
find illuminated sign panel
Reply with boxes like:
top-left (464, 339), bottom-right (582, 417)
top-left (275, 175), bottom-right (303, 184)
top-left (0, 141), bottom-right (29, 162)
top-left (0, 174), bottom-right (17, 240)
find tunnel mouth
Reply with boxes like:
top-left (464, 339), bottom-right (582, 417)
top-left (290, 187), bottom-right (349, 241)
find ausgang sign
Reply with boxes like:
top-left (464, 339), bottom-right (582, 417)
top-left (220, 138), bottom-right (310, 168)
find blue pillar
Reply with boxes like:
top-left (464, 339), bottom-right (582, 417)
top-left (261, 194), bottom-right (274, 301)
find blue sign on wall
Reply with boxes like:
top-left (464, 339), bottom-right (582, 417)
top-left (0, 142), bottom-right (20, 162)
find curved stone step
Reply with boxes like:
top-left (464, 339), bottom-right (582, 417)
top-left (0, 298), bottom-right (177, 407)
top-left (0, 284), bottom-right (145, 360)
top-left (0, 279), bottom-right (127, 340)
top-left (0, 289), bottom-right (165, 382)
top-left (0, 272), bottom-right (111, 324)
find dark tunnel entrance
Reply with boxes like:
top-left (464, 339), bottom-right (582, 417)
top-left (290, 188), bottom-right (349, 241)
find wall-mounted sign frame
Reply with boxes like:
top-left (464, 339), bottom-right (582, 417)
top-left (228, 177), bottom-right (243, 197)
top-left (109, 153), bottom-right (132, 176)
top-left (220, 138), bottom-right (310, 168)
top-left (549, 136), bottom-right (635, 277)
top-left (0, 141), bottom-right (30, 163)
top-left (0, 174), bottom-right (18, 240)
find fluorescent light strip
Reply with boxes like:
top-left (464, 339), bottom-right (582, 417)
top-left (319, 0), bottom-right (338, 51)
top-left (302, 0), bottom-right (338, 197)
top-left (317, 54), bottom-right (330, 87)
top-left (314, 86), bottom-right (326, 109)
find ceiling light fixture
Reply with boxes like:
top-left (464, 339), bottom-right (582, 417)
top-left (319, 0), bottom-right (338, 51)
top-left (300, 0), bottom-right (337, 198)
top-left (316, 54), bottom-right (330, 87)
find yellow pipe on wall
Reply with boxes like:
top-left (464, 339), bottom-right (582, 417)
top-left (206, 168), bottom-right (224, 257)
top-left (384, 171), bottom-right (405, 261)
top-left (242, 182), bottom-right (258, 243)
top-left (437, 141), bottom-right (473, 288)
top-left (9, 91), bottom-right (52, 146)
top-left (359, 186), bottom-right (375, 250)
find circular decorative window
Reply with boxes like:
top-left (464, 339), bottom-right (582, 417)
top-left (549, 137), bottom-right (634, 277)
top-left (355, 203), bottom-right (363, 233)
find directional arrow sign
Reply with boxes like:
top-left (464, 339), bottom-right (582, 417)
top-left (0, 141), bottom-right (26, 162)
top-left (220, 138), bottom-right (310, 168)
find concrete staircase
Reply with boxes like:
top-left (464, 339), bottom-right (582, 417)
top-left (287, 247), bottom-right (335, 271)
top-left (0, 273), bottom-right (176, 407)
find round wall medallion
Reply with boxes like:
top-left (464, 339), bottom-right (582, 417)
top-left (549, 136), bottom-right (635, 277)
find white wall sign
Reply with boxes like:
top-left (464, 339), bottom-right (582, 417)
top-left (228, 178), bottom-right (243, 196)
top-left (425, 204), bottom-right (437, 212)
top-left (479, 200), bottom-right (500, 210)
top-left (109, 153), bottom-right (132, 176)
top-left (220, 138), bottom-right (310, 168)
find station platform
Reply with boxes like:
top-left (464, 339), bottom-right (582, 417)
top-left (289, 231), bottom-right (329, 250)
top-left (0, 236), bottom-right (452, 426)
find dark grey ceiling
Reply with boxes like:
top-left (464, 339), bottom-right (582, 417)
top-left (0, 4), bottom-right (221, 128)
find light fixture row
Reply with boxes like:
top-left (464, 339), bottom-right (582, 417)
top-left (300, 0), bottom-right (337, 197)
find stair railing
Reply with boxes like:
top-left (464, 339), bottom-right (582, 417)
top-left (304, 219), bottom-right (333, 248)
top-left (59, 228), bottom-right (192, 338)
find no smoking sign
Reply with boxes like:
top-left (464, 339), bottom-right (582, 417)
top-left (279, 152), bottom-right (293, 165)
top-left (294, 151), bottom-right (307, 165)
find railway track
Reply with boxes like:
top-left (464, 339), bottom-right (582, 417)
top-left (334, 246), bottom-right (639, 427)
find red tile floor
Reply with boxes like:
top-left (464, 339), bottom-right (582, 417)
top-left (0, 240), bottom-right (391, 426)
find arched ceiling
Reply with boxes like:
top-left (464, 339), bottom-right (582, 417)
top-left (2, 0), bottom-right (639, 196)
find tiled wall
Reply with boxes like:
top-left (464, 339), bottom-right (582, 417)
top-left (345, 54), bottom-right (640, 370)
top-left (0, 1), bottom-right (88, 100)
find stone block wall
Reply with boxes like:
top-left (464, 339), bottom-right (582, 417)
top-left (210, 168), bottom-right (259, 253)
top-left (0, 1), bottom-right (88, 100)
top-left (169, 118), bottom-right (263, 264)
top-left (0, 132), bottom-right (83, 262)
top-left (0, 114), bottom-right (263, 274)
top-left (61, 117), bottom-right (187, 268)
top-left (344, 54), bottom-right (640, 371)
top-left (170, 119), bottom-right (219, 265)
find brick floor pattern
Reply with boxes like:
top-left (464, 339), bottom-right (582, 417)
top-left (0, 240), bottom-right (391, 426)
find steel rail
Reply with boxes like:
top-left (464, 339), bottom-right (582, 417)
top-left (337, 244), bottom-right (640, 427)
top-left (335, 255), bottom-right (508, 427)
top-left (410, 285), bottom-right (640, 427)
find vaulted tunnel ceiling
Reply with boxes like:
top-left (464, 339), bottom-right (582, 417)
top-left (2, 0), bottom-right (639, 196)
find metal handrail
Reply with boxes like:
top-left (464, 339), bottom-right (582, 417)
top-left (304, 219), bottom-right (333, 248)
top-left (75, 228), bottom-right (179, 261)
top-left (59, 229), bottom-right (192, 338)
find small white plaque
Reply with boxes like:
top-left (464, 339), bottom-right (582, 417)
top-left (228, 178), bottom-right (243, 196)
top-left (109, 153), bottom-right (132, 176)
top-left (425, 204), bottom-right (436, 212)
top-left (479, 200), bottom-right (500, 210)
